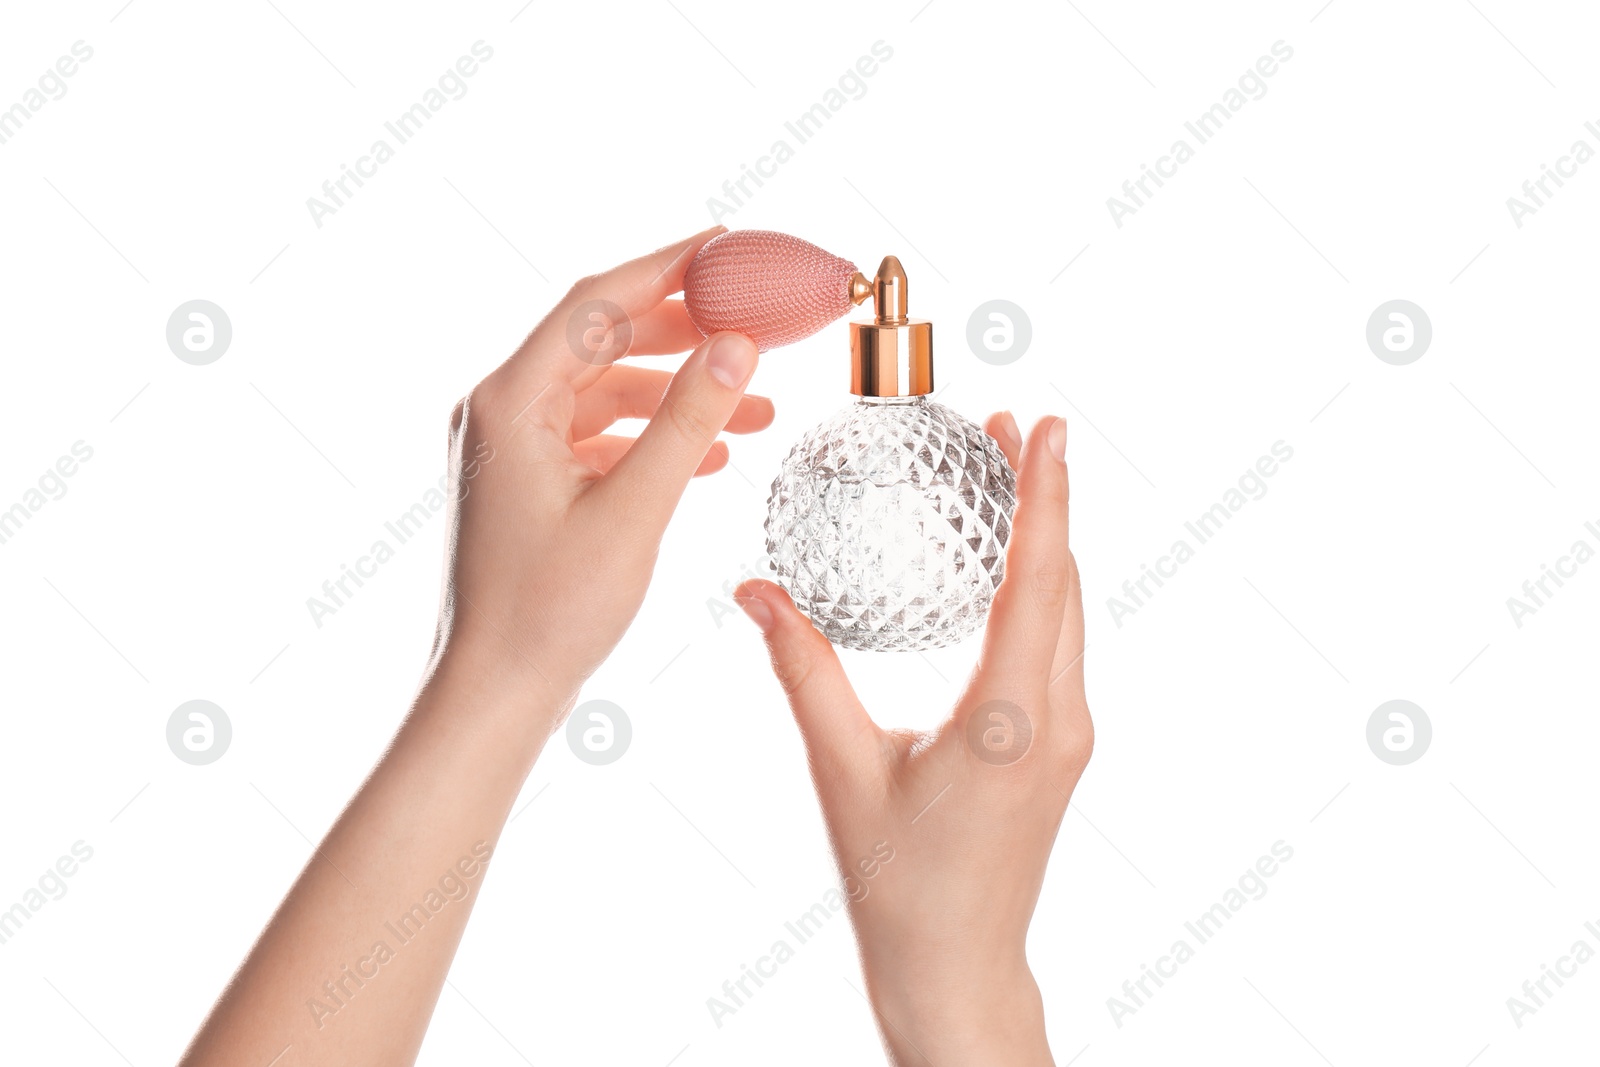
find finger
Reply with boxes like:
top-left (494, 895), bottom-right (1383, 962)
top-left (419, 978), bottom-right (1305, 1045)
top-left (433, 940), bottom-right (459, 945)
top-left (488, 224), bottom-right (725, 396)
top-left (734, 580), bottom-right (883, 784)
top-left (626, 300), bottom-right (710, 356)
top-left (571, 366), bottom-right (774, 442)
top-left (975, 416), bottom-right (1071, 688)
top-left (983, 410), bottom-right (1023, 470)
top-left (572, 435), bottom-right (728, 478)
top-left (1049, 550), bottom-right (1089, 708)
top-left (586, 331), bottom-right (758, 523)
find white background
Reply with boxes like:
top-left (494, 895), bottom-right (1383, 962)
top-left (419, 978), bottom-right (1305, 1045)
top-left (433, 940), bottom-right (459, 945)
top-left (1, 1), bottom-right (1596, 1064)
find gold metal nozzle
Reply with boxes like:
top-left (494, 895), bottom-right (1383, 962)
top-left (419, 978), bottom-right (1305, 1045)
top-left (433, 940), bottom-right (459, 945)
top-left (849, 256), bottom-right (933, 397)
top-left (848, 270), bottom-right (873, 308)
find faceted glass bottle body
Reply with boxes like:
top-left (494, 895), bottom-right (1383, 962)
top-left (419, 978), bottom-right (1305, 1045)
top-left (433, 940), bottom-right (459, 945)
top-left (765, 396), bottom-right (1018, 651)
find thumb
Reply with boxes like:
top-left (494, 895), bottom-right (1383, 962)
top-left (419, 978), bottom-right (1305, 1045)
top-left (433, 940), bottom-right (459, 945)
top-left (734, 580), bottom-right (882, 784)
top-left (587, 331), bottom-right (758, 525)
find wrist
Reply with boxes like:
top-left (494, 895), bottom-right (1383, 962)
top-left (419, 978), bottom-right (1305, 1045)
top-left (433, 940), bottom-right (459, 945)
top-left (862, 964), bottom-right (1052, 1066)
top-left (419, 638), bottom-right (578, 757)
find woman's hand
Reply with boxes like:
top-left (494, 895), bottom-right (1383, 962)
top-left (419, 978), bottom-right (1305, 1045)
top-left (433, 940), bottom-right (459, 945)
top-left (435, 224), bottom-right (769, 702)
top-left (735, 413), bottom-right (1091, 1066)
top-left (180, 226), bottom-right (767, 1067)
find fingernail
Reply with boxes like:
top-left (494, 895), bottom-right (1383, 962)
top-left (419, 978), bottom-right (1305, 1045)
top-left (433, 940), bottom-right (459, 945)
top-left (706, 332), bottom-right (758, 389)
top-left (1049, 417), bottom-right (1067, 461)
top-left (997, 410), bottom-right (1021, 454)
top-left (735, 594), bottom-right (774, 632)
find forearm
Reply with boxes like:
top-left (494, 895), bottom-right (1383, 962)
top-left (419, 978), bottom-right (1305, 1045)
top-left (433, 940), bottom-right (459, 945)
top-left (181, 650), bottom-right (567, 1066)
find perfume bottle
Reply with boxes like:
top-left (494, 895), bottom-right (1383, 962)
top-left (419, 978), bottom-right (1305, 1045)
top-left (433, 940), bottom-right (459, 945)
top-left (764, 257), bottom-right (1017, 651)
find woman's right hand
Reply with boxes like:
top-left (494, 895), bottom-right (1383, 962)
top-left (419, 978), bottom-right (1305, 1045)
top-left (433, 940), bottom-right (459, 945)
top-left (735, 413), bottom-right (1092, 1066)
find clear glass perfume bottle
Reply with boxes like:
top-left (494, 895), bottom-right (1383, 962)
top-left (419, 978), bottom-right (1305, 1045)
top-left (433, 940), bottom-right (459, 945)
top-left (765, 257), bottom-right (1017, 651)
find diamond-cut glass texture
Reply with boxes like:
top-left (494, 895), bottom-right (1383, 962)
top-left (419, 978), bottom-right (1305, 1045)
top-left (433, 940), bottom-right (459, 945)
top-left (765, 398), bottom-right (1018, 651)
